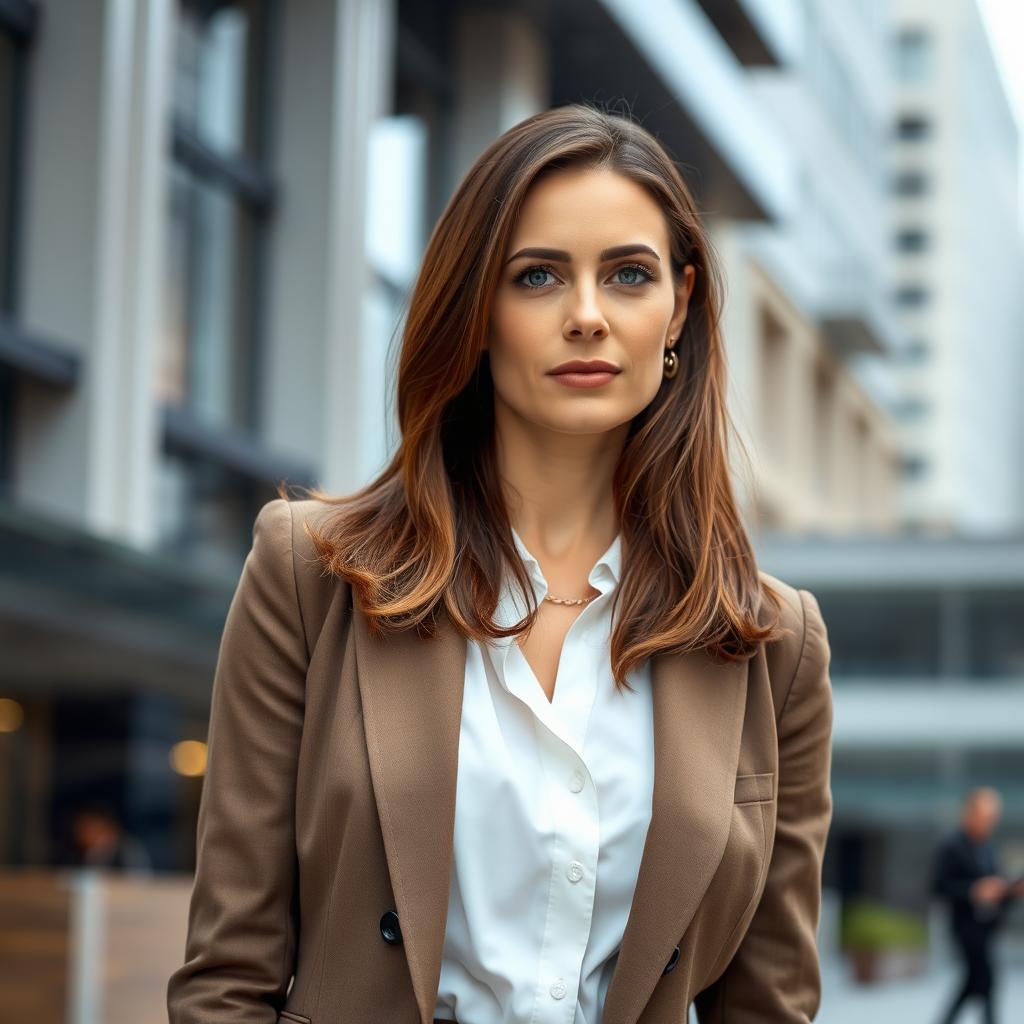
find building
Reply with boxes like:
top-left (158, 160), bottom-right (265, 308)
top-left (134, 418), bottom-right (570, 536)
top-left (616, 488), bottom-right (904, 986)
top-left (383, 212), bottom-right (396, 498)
top-left (759, 530), bottom-right (1024, 938)
top-left (0, 0), bottom-right (898, 880)
top-left (723, 0), bottom-right (904, 538)
top-left (887, 0), bottom-right (1024, 534)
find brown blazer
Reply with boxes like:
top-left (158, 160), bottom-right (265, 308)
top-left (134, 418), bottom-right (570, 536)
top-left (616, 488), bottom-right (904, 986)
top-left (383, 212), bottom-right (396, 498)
top-left (166, 497), bottom-right (834, 1024)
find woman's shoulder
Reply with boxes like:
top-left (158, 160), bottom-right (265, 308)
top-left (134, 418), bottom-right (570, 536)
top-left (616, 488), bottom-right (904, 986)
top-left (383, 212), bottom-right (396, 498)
top-left (249, 496), bottom-right (325, 562)
top-left (280, 495), bottom-right (336, 542)
top-left (755, 569), bottom-right (830, 711)
top-left (252, 495), bottom-right (340, 557)
top-left (251, 497), bottom-right (351, 637)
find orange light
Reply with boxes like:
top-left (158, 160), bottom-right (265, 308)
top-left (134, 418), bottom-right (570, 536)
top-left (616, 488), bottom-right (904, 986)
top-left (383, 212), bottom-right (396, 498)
top-left (170, 739), bottom-right (208, 777)
top-left (0, 699), bottom-right (24, 733)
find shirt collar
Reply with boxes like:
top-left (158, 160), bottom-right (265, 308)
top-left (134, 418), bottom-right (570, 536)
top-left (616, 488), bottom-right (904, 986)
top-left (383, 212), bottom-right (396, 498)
top-left (489, 528), bottom-right (622, 683)
top-left (510, 526), bottom-right (622, 594)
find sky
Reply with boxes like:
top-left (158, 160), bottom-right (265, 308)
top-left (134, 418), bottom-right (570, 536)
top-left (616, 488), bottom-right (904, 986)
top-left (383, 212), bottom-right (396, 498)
top-left (976, 0), bottom-right (1024, 229)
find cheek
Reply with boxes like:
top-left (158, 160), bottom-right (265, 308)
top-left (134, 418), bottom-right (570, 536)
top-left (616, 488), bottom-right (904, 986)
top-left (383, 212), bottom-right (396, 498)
top-left (630, 334), bottom-right (670, 400)
top-left (488, 301), bottom-right (543, 389)
top-left (490, 295), bottom-right (539, 348)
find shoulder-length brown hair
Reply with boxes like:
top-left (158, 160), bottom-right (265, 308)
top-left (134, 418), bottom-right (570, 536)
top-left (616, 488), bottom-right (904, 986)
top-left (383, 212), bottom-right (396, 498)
top-left (282, 102), bottom-right (786, 691)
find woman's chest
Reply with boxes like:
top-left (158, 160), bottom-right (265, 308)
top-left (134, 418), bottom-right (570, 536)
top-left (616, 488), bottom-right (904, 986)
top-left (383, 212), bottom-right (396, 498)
top-left (513, 601), bottom-right (589, 702)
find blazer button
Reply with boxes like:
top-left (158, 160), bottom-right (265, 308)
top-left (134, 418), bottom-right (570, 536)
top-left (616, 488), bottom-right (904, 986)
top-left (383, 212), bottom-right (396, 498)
top-left (380, 910), bottom-right (403, 945)
top-left (662, 945), bottom-right (680, 975)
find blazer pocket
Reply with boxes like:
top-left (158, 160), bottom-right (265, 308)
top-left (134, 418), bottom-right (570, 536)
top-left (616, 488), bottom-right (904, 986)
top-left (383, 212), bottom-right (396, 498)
top-left (279, 1011), bottom-right (312, 1024)
top-left (734, 771), bottom-right (774, 804)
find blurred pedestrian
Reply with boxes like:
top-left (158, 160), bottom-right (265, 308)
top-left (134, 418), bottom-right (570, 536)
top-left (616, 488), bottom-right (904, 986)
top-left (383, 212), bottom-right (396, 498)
top-left (931, 787), bottom-right (1024, 1024)
top-left (71, 801), bottom-right (152, 873)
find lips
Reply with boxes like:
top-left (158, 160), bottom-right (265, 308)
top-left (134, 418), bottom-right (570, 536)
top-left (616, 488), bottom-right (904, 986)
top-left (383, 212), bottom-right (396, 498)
top-left (548, 360), bottom-right (621, 375)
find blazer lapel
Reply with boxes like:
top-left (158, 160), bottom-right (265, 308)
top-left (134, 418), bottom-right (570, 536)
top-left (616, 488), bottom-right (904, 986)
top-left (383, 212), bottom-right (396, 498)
top-left (599, 646), bottom-right (749, 1024)
top-left (354, 600), bottom-right (749, 1024)
top-left (353, 601), bottom-right (467, 1024)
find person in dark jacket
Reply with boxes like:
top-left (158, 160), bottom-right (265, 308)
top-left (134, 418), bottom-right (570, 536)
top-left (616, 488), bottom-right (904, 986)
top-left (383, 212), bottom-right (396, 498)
top-left (931, 787), bottom-right (1023, 1024)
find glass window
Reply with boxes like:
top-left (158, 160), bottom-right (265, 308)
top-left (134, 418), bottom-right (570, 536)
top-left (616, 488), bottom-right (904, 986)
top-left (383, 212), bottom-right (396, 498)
top-left (894, 284), bottom-right (929, 307)
top-left (0, 4), bottom-right (34, 313)
top-left (893, 27), bottom-right (931, 82)
top-left (158, 0), bottom-right (276, 559)
top-left (161, 160), bottom-right (259, 431)
top-left (815, 591), bottom-right (942, 677)
top-left (965, 593), bottom-right (1024, 679)
top-left (0, 2), bottom-right (37, 496)
top-left (901, 454), bottom-right (929, 480)
top-left (812, 364), bottom-right (834, 500)
top-left (0, 29), bottom-right (13, 311)
top-left (174, 0), bottom-right (267, 160)
top-left (154, 455), bottom-right (260, 576)
top-left (899, 338), bottom-right (930, 363)
top-left (895, 228), bottom-right (929, 252)
top-left (893, 396), bottom-right (928, 420)
top-left (829, 749), bottom-right (947, 820)
top-left (163, 0), bottom-right (273, 434)
top-left (832, 749), bottom-right (943, 785)
top-left (963, 748), bottom-right (1024, 786)
top-left (893, 170), bottom-right (929, 196)
top-left (895, 114), bottom-right (931, 141)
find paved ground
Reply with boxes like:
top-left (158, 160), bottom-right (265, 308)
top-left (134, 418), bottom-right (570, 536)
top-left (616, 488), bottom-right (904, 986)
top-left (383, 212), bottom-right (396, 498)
top-left (818, 955), bottom-right (1024, 1023)
top-left (687, 952), bottom-right (1024, 1022)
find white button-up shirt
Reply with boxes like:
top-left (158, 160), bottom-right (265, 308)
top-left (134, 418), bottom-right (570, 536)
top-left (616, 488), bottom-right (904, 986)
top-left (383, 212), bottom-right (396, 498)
top-left (434, 527), bottom-right (655, 1024)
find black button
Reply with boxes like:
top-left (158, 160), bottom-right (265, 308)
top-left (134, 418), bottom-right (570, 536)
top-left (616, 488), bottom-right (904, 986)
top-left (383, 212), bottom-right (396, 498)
top-left (380, 910), bottom-right (403, 945)
top-left (662, 945), bottom-right (680, 975)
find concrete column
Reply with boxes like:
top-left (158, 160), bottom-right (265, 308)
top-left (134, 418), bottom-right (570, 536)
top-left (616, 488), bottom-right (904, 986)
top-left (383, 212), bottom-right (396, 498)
top-left (792, 330), bottom-right (817, 528)
top-left (270, 0), bottom-right (396, 494)
top-left (118, 0), bottom-right (175, 543)
top-left (17, 0), bottom-right (173, 543)
top-left (772, 309), bottom-right (811, 528)
top-left (452, 7), bottom-right (549, 187)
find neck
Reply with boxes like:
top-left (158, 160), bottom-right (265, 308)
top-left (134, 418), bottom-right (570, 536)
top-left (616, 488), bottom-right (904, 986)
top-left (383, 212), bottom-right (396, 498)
top-left (495, 404), bottom-right (625, 562)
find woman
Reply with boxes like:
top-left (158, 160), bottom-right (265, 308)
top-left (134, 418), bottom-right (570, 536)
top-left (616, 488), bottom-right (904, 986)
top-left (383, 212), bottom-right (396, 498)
top-left (167, 103), bottom-right (833, 1024)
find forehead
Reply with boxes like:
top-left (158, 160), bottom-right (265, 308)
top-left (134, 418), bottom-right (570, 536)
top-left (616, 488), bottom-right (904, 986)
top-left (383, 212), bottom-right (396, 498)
top-left (970, 792), bottom-right (1000, 810)
top-left (507, 166), bottom-right (670, 255)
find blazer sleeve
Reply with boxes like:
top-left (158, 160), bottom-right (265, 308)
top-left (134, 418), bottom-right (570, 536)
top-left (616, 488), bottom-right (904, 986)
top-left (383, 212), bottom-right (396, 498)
top-left (167, 498), bottom-right (308, 1024)
top-left (694, 588), bottom-right (835, 1023)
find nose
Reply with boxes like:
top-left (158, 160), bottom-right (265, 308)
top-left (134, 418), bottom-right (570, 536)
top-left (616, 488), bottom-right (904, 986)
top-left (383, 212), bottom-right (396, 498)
top-left (564, 282), bottom-right (609, 341)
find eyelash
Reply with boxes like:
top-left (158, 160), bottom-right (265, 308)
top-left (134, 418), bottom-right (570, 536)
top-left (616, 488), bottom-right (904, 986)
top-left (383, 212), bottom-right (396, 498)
top-left (513, 262), bottom-right (657, 290)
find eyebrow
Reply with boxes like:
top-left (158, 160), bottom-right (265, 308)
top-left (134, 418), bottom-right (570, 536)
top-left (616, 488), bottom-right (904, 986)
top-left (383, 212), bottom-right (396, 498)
top-left (505, 243), bottom-right (662, 264)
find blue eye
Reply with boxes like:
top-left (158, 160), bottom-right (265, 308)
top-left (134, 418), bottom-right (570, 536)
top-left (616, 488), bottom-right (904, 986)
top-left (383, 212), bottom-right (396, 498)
top-left (518, 265), bottom-right (558, 289)
top-left (613, 263), bottom-right (656, 286)
top-left (513, 262), bottom-right (656, 290)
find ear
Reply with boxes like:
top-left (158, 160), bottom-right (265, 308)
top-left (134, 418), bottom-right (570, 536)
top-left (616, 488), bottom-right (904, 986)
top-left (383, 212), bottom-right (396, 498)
top-left (667, 264), bottom-right (696, 343)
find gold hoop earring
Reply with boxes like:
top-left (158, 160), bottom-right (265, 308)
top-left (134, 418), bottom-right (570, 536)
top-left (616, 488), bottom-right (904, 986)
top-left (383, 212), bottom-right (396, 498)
top-left (663, 344), bottom-right (679, 380)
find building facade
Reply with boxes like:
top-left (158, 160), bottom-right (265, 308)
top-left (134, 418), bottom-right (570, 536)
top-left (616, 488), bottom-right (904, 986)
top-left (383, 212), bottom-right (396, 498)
top-left (887, 0), bottom-right (1024, 534)
top-left (0, 0), bottom-right (958, 930)
top-left (759, 531), bottom-right (1024, 944)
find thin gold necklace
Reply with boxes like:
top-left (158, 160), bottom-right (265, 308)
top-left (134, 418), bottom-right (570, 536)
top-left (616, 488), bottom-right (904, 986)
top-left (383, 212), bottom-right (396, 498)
top-left (543, 591), bottom-right (597, 606)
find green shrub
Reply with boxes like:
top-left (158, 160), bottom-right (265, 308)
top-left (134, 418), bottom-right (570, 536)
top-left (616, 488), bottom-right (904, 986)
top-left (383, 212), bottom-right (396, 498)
top-left (841, 898), bottom-right (928, 951)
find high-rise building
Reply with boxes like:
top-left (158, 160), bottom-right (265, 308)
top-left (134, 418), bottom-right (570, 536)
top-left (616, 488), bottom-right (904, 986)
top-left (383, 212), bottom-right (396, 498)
top-left (887, 0), bottom-right (1024, 534)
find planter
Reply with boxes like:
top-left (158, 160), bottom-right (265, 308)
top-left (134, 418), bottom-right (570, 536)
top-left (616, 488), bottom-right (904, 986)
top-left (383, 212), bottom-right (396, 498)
top-left (846, 946), bottom-right (929, 984)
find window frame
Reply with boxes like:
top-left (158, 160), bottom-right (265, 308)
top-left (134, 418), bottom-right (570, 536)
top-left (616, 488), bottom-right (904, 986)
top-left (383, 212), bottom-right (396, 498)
top-left (161, 0), bottom-right (313, 493)
top-left (0, 1), bottom-right (82, 498)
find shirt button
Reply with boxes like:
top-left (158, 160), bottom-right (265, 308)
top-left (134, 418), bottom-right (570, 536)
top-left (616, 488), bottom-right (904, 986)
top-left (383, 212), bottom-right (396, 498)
top-left (568, 771), bottom-right (585, 793)
top-left (567, 860), bottom-right (584, 883)
top-left (550, 979), bottom-right (567, 1000)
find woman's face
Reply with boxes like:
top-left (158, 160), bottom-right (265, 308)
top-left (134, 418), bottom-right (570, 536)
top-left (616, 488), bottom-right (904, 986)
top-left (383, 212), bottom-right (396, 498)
top-left (487, 165), bottom-right (695, 438)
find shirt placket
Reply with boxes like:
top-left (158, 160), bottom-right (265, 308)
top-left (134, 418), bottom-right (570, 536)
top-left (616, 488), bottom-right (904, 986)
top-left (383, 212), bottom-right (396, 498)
top-left (498, 608), bottom-right (604, 1023)
top-left (530, 709), bottom-right (600, 1023)
top-left (494, 533), bottom-right (621, 1024)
